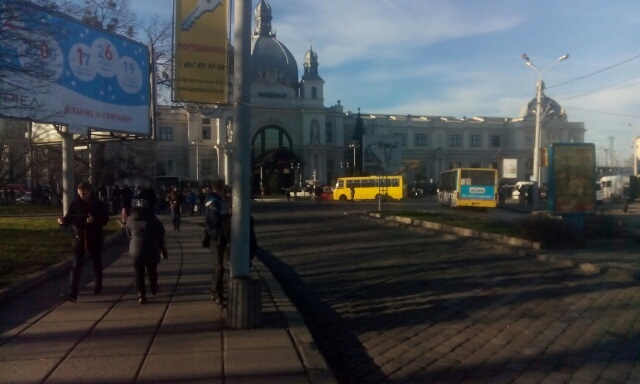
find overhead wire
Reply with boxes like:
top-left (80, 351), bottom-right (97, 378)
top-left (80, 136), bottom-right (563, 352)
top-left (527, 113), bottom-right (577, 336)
top-left (559, 76), bottom-right (640, 101)
top-left (562, 106), bottom-right (640, 119)
top-left (546, 53), bottom-right (640, 89)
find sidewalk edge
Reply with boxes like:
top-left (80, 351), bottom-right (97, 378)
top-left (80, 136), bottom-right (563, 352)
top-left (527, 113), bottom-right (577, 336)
top-left (253, 257), bottom-right (338, 384)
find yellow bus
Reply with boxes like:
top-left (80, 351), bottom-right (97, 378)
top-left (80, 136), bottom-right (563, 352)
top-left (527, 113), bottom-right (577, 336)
top-left (333, 176), bottom-right (405, 201)
top-left (437, 168), bottom-right (498, 209)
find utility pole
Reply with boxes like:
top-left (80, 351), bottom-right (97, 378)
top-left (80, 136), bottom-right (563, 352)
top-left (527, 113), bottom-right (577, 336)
top-left (521, 53), bottom-right (569, 209)
top-left (609, 136), bottom-right (615, 169)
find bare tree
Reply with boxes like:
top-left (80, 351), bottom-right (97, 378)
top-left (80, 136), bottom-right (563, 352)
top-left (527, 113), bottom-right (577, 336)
top-left (73, 0), bottom-right (139, 38)
top-left (143, 15), bottom-right (174, 104)
top-left (0, 121), bottom-right (28, 189)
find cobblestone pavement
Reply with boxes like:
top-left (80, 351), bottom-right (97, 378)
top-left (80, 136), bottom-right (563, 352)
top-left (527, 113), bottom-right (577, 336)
top-left (253, 203), bottom-right (640, 384)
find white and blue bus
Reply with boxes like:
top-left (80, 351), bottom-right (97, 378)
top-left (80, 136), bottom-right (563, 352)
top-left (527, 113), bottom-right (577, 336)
top-left (437, 168), bottom-right (498, 209)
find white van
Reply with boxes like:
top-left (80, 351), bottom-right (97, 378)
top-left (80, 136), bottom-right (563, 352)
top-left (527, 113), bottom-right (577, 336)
top-left (599, 175), bottom-right (629, 200)
top-left (595, 182), bottom-right (603, 204)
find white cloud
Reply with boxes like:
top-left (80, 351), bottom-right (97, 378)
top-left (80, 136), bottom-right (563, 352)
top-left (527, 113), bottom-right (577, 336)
top-left (269, 0), bottom-right (524, 68)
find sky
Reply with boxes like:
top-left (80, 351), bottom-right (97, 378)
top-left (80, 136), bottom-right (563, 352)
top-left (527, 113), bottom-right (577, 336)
top-left (130, 0), bottom-right (640, 166)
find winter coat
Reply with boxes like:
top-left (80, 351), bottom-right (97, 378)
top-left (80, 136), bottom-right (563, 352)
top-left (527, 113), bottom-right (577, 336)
top-left (166, 190), bottom-right (183, 212)
top-left (205, 192), bottom-right (224, 243)
top-left (60, 196), bottom-right (109, 253)
top-left (126, 206), bottom-right (166, 264)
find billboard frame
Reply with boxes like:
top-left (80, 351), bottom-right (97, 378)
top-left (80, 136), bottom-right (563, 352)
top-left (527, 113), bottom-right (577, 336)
top-left (0, 0), bottom-right (155, 141)
top-left (548, 143), bottom-right (596, 214)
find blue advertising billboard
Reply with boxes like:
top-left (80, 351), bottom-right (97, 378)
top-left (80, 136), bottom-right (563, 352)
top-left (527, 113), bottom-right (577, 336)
top-left (0, 1), bottom-right (152, 135)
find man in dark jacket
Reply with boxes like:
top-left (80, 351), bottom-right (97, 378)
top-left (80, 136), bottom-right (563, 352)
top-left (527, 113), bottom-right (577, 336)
top-left (126, 198), bottom-right (167, 304)
top-left (205, 179), bottom-right (226, 304)
top-left (58, 181), bottom-right (109, 302)
top-left (166, 186), bottom-right (183, 230)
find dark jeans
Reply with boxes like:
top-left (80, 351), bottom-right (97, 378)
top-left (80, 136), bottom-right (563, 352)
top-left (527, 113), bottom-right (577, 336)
top-left (171, 208), bottom-right (181, 229)
top-left (211, 243), bottom-right (226, 295)
top-left (134, 261), bottom-right (158, 297)
top-left (70, 248), bottom-right (102, 296)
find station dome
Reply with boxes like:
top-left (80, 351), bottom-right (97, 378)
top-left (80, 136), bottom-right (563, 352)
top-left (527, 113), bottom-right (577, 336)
top-left (518, 81), bottom-right (567, 121)
top-left (250, 0), bottom-right (298, 87)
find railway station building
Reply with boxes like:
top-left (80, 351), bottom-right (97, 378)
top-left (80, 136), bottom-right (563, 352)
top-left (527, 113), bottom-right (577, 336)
top-left (154, 0), bottom-right (586, 193)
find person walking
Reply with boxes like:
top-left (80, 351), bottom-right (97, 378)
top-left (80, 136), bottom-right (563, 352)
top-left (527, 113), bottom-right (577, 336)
top-left (126, 198), bottom-right (168, 304)
top-left (186, 189), bottom-right (197, 216)
top-left (205, 180), bottom-right (226, 305)
top-left (622, 182), bottom-right (631, 213)
top-left (166, 186), bottom-right (183, 230)
top-left (350, 186), bottom-right (356, 201)
top-left (121, 184), bottom-right (133, 226)
top-left (197, 187), bottom-right (207, 216)
top-left (58, 181), bottom-right (110, 302)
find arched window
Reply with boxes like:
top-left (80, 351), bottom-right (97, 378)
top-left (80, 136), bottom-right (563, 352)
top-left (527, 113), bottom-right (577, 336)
top-left (311, 87), bottom-right (317, 98)
top-left (252, 126), bottom-right (293, 160)
top-left (310, 120), bottom-right (320, 144)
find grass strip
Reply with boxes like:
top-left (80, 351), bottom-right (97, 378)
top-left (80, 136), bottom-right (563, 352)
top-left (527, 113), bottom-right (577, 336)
top-left (0, 216), bottom-right (122, 289)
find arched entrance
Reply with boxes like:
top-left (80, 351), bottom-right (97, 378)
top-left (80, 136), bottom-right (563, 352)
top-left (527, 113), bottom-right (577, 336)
top-left (252, 126), bottom-right (303, 195)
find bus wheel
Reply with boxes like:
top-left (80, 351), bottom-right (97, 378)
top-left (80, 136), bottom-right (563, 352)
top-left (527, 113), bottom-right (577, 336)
top-left (375, 194), bottom-right (382, 201)
top-left (339, 195), bottom-right (347, 202)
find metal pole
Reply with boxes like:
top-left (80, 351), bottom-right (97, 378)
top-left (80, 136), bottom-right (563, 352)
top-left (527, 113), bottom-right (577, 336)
top-left (353, 145), bottom-right (356, 171)
top-left (532, 76), bottom-right (542, 208)
top-left (522, 53), bottom-right (569, 209)
top-left (230, 0), bottom-right (251, 279)
top-left (226, 0), bottom-right (261, 330)
top-left (61, 127), bottom-right (74, 214)
top-left (195, 141), bottom-right (200, 181)
top-left (635, 137), bottom-right (638, 176)
top-left (533, 76), bottom-right (542, 187)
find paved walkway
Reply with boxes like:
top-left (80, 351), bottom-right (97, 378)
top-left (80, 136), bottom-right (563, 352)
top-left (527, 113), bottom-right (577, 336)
top-left (0, 215), bottom-right (335, 384)
top-left (3, 201), bottom-right (640, 383)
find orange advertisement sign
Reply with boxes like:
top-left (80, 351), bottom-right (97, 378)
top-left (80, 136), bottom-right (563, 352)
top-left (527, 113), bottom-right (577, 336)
top-left (173, 0), bottom-right (229, 104)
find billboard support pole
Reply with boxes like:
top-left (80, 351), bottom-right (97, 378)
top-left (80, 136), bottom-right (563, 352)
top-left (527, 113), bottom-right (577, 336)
top-left (226, 0), bottom-right (262, 329)
top-left (60, 127), bottom-right (74, 214)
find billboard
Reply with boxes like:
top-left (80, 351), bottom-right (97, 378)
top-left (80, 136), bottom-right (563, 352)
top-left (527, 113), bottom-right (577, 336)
top-left (362, 135), bottom-right (403, 174)
top-left (548, 143), bottom-right (596, 214)
top-left (173, 0), bottom-right (229, 104)
top-left (0, 1), bottom-right (152, 135)
top-left (502, 158), bottom-right (517, 179)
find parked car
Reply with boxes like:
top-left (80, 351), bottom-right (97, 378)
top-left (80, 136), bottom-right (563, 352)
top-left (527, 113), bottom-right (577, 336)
top-left (511, 181), bottom-right (533, 200)
top-left (16, 192), bottom-right (32, 204)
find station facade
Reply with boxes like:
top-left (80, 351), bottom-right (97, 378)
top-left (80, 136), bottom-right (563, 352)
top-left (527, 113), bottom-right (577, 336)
top-left (154, 0), bottom-right (586, 192)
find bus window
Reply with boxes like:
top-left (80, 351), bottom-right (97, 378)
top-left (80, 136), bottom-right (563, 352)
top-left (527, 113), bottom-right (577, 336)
top-left (346, 180), bottom-right (360, 188)
top-left (361, 179), bottom-right (375, 188)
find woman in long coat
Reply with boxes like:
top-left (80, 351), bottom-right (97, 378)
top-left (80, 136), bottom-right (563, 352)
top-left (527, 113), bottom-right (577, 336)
top-left (126, 199), bottom-right (167, 304)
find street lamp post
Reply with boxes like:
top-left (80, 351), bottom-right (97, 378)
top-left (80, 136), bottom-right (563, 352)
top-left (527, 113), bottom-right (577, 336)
top-left (629, 124), bottom-right (638, 175)
top-left (191, 139), bottom-right (202, 182)
top-left (521, 53), bottom-right (569, 207)
top-left (349, 141), bottom-right (360, 176)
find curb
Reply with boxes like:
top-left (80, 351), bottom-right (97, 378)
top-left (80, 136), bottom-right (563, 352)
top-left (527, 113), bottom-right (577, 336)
top-left (253, 257), bottom-right (338, 384)
top-left (0, 229), bottom-right (126, 305)
top-left (362, 212), bottom-right (541, 250)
